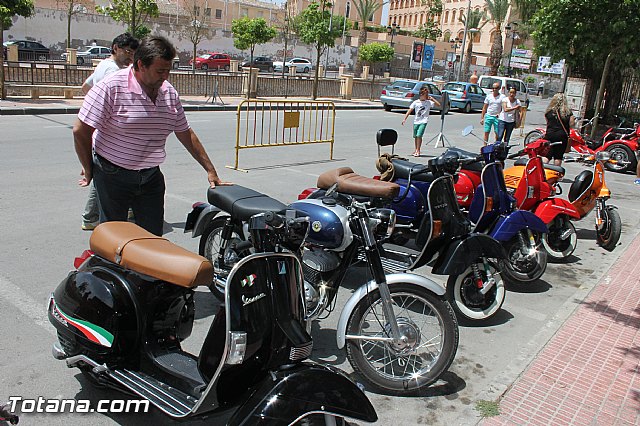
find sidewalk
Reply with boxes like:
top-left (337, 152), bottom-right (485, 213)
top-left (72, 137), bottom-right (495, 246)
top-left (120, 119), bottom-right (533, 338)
top-left (482, 232), bottom-right (640, 426)
top-left (0, 95), bottom-right (383, 115)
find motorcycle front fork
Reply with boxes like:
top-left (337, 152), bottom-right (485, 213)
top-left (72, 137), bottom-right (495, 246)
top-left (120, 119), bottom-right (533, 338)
top-left (472, 259), bottom-right (496, 294)
top-left (517, 229), bottom-right (538, 258)
top-left (595, 198), bottom-right (607, 230)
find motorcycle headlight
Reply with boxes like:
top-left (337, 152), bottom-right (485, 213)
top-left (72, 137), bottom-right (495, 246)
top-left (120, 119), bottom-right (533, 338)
top-left (595, 151), bottom-right (611, 162)
top-left (368, 208), bottom-right (396, 239)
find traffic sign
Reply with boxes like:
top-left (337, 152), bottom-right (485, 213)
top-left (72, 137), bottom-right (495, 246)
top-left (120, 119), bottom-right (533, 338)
top-left (448, 61), bottom-right (453, 68)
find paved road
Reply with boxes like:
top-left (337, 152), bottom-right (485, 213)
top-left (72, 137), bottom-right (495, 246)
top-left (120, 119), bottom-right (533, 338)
top-left (0, 101), bottom-right (638, 425)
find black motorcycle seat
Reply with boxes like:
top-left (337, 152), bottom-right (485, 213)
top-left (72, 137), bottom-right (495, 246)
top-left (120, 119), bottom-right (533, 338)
top-left (391, 159), bottom-right (436, 182)
top-left (569, 170), bottom-right (593, 202)
top-left (90, 222), bottom-right (214, 288)
top-left (513, 158), bottom-right (566, 175)
top-left (317, 167), bottom-right (400, 199)
top-left (207, 185), bottom-right (287, 222)
top-left (444, 148), bottom-right (484, 172)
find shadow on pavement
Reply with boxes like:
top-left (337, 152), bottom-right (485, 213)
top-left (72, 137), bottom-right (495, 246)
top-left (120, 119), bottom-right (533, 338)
top-left (457, 308), bottom-right (514, 328)
top-left (506, 278), bottom-right (552, 294)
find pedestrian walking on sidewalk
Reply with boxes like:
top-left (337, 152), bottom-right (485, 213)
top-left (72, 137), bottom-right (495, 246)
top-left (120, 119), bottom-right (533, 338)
top-left (543, 93), bottom-right (575, 167)
top-left (80, 33), bottom-right (139, 231)
top-left (401, 86), bottom-right (441, 157)
top-left (497, 88), bottom-right (522, 144)
top-left (73, 36), bottom-right (230, 236)
top-left (481, 82), bottom-right (505, 145)
top-left (634, 152), bottom-right (640, 185)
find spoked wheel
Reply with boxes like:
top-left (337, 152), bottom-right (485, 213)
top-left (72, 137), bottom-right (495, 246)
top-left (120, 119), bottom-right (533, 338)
top-left (446, 260), bottom-right (505, 321)
top-left (199, 216), bottom-right (246, 299)
top-left (345, 284), bottom-right (458, 394)
top-left (499, 231), bottom-right (547, 283)
top-left (605, 144), bottom-right (636, 173)
top-left (596, 206), bottom-right (621, 251)
top-left (541, 216), bottom-right (577, 261)
top-left (524, 130), bottom-right (544, 146)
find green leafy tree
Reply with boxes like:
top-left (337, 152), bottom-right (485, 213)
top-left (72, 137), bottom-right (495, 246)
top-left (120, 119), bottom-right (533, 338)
top-left (530, 0), bottom-right (640, 126)
top-left (359, 42), bottom-right (394, 99)
top-left (413, 0), bottom-right (443, 80)
top-left (485, 0), bottom-right (510, 75)
top-left (459, 8), bottom-right (487, 79)
top-left (232, 17), bottom-right (277, 98)
top-left (96, 0), bottom-right (159, 39)
top-left (352, 0), bottom-right (382, 78)
top-left (294, 0), bottom-right (349, 99)
top-left (1, 0), bottom-right (35, 99)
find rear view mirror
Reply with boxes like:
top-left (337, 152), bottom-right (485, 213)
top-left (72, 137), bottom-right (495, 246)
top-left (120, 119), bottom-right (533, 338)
top-left (462, 125), bottom-right (474, 137)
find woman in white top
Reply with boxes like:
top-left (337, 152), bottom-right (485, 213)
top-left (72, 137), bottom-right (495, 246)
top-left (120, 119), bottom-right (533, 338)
top-left (497, 88), bottom-right (522, 144)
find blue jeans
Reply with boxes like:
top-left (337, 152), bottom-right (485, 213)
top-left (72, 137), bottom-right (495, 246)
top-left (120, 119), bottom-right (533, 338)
top-left (93, 155), bottom-right (165, 236)
top-left (497, 120), bottom-right (516, 143)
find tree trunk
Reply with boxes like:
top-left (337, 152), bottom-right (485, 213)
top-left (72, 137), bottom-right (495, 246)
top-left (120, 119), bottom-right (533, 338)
top-left (463, 37), bottom-right (473, 80)
top-left (418, 38), bottom-right (426, 81)
top-left (0, 22), bottom-right (5, 100)
top-left (67, 3), bottom-right (73, 48)
top-left (591, 52), bottom-right (614, 138)
top-left (131, 0), bottom-right (137, 35)
top-left (354, 26), bottom-right (367, 78)
top-left (312, 46), bottom-right (322, 100)
top-left (247, 47), bottom-right (255, 99)
top-left (192, 44), bottom-right (196, 74)
top-left (489, 28), bottom-right (503, 76)
top-left (369, 63), bottom-right (375, 100)
top-left (282, 36), bottom-right (288, 79)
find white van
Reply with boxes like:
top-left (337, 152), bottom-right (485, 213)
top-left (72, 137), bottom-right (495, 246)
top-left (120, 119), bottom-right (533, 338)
top-left (477, 75), bottom-right (529, 105)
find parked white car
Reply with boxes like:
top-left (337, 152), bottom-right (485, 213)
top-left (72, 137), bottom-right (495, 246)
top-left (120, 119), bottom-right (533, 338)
top-left (273, 58), bottom-right (312, 73)
top-left (61, 45), bottom-right (111, 65)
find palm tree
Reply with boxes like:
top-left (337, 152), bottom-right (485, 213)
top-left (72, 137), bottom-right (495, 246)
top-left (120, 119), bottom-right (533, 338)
top-left (352, 0), bottom-right (382, 77)
top-left (459, 9), bottom-right (487, 79)
top-left (485, 0), bottom-right (510, 75)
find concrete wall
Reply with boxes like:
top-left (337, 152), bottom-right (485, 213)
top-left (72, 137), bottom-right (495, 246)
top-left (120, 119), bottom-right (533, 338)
top-left (5, 8), bottom-right (359, 68)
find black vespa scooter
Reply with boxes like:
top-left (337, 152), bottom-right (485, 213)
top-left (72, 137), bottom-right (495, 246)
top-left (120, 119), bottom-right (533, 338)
top-left (47, 214), bottom-right (377, 425)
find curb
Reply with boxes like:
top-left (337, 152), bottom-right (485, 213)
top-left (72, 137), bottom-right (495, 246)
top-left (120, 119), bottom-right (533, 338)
top-left (0, 103), bottom-right (383, 116)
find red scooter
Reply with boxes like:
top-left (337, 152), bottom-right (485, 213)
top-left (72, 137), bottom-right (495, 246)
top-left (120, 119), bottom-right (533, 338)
top-left (524, 118), bottom-right (640, 173)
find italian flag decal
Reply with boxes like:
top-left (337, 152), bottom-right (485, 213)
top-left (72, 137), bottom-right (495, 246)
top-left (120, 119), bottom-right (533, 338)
top-left (241, 273), bottom-right (257, 287)
top-left (52, 301), bottom-right (114, 348)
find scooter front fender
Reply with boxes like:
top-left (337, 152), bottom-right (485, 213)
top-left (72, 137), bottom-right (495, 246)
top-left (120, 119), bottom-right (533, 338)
top-left (489, 210), bottom-right (548, 242)
top-left (431, 234), bottom-right (507, 276)
top-left (226, 362), bottom-right (377, 425)
top-left (184, 203), bottom-right (222, 237)
top-left (534, 198), bottom-right (581, 223)
top-left (336, 273), bottom-right (444, 350)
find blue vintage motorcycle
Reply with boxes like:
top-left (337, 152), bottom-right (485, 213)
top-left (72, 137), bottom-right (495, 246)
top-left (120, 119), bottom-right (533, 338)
top-left (375, 129), bottom-right (548, 285)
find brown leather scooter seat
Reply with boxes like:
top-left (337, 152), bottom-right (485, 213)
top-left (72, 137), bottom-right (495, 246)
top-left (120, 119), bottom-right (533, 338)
top-left (513, 158), bottom-right (565, 175)
top-left (90, 222), bottom-right (213, 288)
top-left (317, 167), bottom-right (400, 199)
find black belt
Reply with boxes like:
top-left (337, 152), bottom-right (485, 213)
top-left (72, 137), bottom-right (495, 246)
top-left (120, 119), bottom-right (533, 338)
top-left (95, 154), bottom-right (159, 173)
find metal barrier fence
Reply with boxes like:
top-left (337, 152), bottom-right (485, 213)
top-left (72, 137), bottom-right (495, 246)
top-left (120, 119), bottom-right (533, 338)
top-left (229, 100), bottom-right (336, 171)
top-left (352, 80), bottom-right (387, 100)
top-left (3, 62), bottom-right (91, 85)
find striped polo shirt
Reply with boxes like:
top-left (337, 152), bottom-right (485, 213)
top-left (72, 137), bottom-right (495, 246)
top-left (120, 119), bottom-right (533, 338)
top-left (78, 65), bottom-right (190, 170)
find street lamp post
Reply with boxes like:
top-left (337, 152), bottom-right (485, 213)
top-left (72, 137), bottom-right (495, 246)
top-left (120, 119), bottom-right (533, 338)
top-left (386, 22), bottom-right (399, 75)
top-left (450, 37), bottom-right (461, 80)
top-left (505, 22), bottom-right (519, 77)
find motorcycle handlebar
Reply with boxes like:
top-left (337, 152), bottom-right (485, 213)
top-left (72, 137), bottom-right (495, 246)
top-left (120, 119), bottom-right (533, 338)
top-left (507, 149), bottom-right (525, 159)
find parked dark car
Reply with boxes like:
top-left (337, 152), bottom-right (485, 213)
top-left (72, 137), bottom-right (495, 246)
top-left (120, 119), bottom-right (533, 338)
top-left (3, 40), bottom-right (50, 61)
top-left (241, 56), bottom-right (274, 72)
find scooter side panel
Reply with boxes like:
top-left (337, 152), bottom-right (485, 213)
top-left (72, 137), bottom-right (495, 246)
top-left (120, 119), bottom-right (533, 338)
top-left (226, 362), bottom-right (377, 425)
top-left (335, 273), bottom-right (445, 349)
top-left (490, 210), bottom-right (548, 241)
top-left (389, 178), bottom-right (427, 226)
top-left (430, 234), bottom-right (507, 276)
top-left (534, 198), bottom-right (581, 223)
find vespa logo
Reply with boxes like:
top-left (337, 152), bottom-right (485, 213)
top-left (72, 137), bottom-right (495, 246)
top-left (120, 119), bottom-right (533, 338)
top-left (242, 293), bottom-right (266, 306)
top-left (432, 193), bottom-right (448, 210)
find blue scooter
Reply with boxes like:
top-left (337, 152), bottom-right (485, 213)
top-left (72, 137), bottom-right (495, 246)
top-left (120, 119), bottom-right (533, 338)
top-left (376, 128), bottom-right (548, 285)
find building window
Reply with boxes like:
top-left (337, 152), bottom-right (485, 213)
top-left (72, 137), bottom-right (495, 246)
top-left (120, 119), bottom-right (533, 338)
top-left (215, 9), bottom-right (222, 19)
top-left (451, 10), bottom-right (456, 23)
top-left (204, 8), bottom-right (211, 16)
top-left (444, 10), bottom-right (448, 23)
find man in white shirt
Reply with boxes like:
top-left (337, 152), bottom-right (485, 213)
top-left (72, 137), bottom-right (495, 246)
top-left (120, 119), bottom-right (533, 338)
top-left (80, 33), bottom-right (139, 230)
top-left (481, 82), bottom-right (505, 145)
top-left (81, 33), bottom-right (139, 94)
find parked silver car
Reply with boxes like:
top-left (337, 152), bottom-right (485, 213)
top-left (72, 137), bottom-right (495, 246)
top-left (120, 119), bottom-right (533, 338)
top-left (380, 79), bottom-right (450, 113)
top-left (61, 45), bottom-right (111, 65)
top-left (273, 58), bottom-right (312, 73)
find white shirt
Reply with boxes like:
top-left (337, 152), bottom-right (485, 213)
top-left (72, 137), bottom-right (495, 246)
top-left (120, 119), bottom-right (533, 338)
top-left (484, 93), bottom-right (505, 117)
top-left (499, 98), bottom-right (522, 123)
top-left (84, 58), bottom-right (120, 88)
top-left (410, 99), bottom-right (434, 125)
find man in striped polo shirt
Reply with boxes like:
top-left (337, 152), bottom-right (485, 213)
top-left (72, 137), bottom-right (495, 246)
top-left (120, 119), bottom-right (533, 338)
top-left (72, 36), bottom-right (228, 236)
